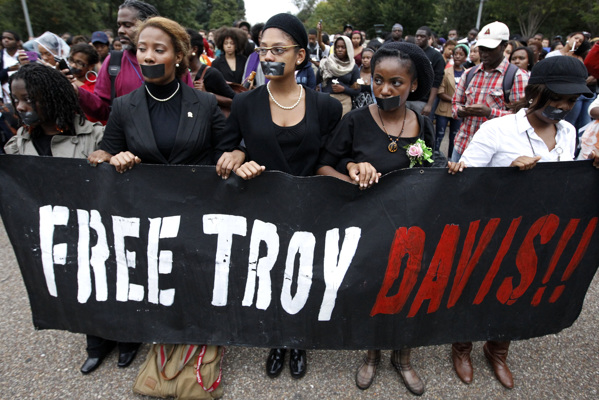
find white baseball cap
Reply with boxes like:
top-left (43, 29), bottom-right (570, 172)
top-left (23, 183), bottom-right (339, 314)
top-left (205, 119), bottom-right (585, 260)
top-left (476, 21), bottom-right (509, 49)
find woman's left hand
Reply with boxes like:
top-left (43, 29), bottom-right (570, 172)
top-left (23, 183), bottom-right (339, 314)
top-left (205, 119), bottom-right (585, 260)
top-left (216, 150), bottom-right (245, 179)
top-left (331, 84), bottom-right (345, 93)
top-left (235, 161), bottom-right (266, 180)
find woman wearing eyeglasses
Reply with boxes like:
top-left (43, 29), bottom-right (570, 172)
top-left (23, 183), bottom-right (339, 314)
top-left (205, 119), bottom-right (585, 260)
top-left (216, 13), bottom-right (343, 380)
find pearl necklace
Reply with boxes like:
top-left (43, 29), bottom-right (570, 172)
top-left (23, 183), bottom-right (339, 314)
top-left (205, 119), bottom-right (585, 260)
top-left (145, 82), bottom-right (180, 102)
top-left (266, 81), bottom-right (303, 110)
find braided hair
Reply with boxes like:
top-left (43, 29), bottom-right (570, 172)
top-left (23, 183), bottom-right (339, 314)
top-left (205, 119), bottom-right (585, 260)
top-left (9, 64), bottom-right (84, 134)
top-left (119, 0), bottom-right (159, 21)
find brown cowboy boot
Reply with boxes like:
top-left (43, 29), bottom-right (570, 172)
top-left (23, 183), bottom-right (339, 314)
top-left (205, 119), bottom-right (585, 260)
top-left (483, 340), bottom-right (513, 389)
top-left (452, 342), bottom-right (473, 384)
top-left (391, 348), bottom-right (425, 396)
top-left (355, 349), bottom-right (380, 390)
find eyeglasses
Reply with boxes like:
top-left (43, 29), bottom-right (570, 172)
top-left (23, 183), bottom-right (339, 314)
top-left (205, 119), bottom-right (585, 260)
top-left (68, 57), bottom-right (88, 68)
top-left (254, 45), bottom-right (298, 56)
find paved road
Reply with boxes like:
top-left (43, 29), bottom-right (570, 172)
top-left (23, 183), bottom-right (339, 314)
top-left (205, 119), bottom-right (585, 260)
top-left (0, 219), bottom-right (598, 400)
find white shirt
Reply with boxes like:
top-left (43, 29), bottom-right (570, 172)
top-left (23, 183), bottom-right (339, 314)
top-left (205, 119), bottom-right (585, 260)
top-left (2, 50), bottom-right (19, 104)
top-left (460, 108), bottom-right (576, 167)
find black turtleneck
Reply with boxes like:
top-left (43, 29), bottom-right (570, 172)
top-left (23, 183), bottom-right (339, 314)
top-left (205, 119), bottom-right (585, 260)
top-left (145, 78), bottom-right (182, 160)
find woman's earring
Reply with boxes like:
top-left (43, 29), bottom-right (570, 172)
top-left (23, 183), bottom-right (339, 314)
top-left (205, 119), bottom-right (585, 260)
top-left (176, 63), bottom-right (180, 67)
top-left (192, 52), bottom-right (196, 56)
top-left (529, 99), bottom-right (533, 104)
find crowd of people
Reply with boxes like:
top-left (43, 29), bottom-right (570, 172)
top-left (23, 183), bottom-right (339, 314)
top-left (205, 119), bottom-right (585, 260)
top-left (2, 0), bottom-right (599, 397)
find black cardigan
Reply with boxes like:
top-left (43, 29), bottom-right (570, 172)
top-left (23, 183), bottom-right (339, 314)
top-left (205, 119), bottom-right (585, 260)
top-left (220, 85), bottom-right (343, 176)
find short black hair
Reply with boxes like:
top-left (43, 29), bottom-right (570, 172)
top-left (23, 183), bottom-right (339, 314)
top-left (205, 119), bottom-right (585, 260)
top-left (417, 26), bottom-right (432, 37)
top-left (70, 43), bottom-right (99, 66)
top-left (186, 28), bottom-right (203, 51)
top-left (250, 23), bottom-right (264, 44)
top-left (2, 30), bottom-right (20, 42)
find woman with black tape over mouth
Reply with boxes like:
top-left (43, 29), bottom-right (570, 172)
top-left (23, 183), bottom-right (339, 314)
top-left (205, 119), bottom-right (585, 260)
top-left (216, 13), bottom-right (343, 380)
top-left (87, 16), bottom-right (243, 176)
top-left (317, 42), bottom-right (435, 396)
top-left (447, 56), bottom-right (599, 390)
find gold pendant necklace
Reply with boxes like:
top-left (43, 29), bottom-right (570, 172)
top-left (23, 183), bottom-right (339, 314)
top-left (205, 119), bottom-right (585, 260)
top-left (378, 106), bottom-right (407, 153)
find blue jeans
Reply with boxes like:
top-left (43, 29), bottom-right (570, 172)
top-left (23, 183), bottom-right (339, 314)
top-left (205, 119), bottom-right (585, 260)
top-left (435, 115), bottom-right (461, 159)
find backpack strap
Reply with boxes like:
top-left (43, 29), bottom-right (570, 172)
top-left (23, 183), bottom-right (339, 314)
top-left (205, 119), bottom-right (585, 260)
top-left (464, 64), bottom-right (482, 91)
top-left (502, 62), bottom-right (519, 104)
top-left (108, 50), bottom-right (123, 102)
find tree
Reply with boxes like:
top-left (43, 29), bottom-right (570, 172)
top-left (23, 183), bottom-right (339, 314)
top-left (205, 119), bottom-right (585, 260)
top-left (209, 0), bottom-right (245, 28)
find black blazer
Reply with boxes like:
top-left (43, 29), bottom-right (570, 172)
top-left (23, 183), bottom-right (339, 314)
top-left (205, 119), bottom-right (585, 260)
top-left (221, 85), bottom-right (343, 176)
top-left (101, 81), bottom-right (227, 165)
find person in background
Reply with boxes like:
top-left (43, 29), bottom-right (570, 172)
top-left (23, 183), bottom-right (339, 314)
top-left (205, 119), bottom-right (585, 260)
top-left (111, 38), bottom-right (123, 51)
top-left (353, 47), bottom-right (375, 109)
top-left (509, 46), bottom-right (535, 74)
top-left (442, 40), bottom-right (457, 66)
top-left (458, 28), bottom-right (478, 47)
top-left (34, 31), bottom-right (70, 68)
top-left (212, 27), bottom-right (247, 84)
top-left (435, 44), bottom-right (468, 158)
top-left (243, 23), bottom-right (267, 88)
top-left (451, 21), bottom-right (529, 162)
top-left (75, 0), bottom-right (168, 123)
top-left (67, 43), bottom-right (105, 124)
top-left (447, 29), bottom-right (458, 41)
top-left (91, 31), bottom-right (110, 68)
top-left (385, 23), bottom-right (404, 43)
top-left (187, 29), bottom-right (236, 112)
top-left (318, 35), bottom-right (360, 116)
top-left (351, 30), bottom-right (364, 67)
top-left (503, 40), bottom-right (521, 60)
top-left (462, 44), bottom-right (480, 69)
top-left (411, 26), bottom-right (445, 117)
top-left (1, 30), bottom-right (36, 104)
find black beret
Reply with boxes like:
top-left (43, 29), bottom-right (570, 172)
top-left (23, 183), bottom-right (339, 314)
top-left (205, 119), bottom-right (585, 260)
top-left (379, 41), bottom-right (434, 101)
top-left (263, 13), bottom-right (309, 70)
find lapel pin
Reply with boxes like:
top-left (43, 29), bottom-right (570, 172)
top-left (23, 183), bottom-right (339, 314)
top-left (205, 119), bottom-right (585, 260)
top-left (188, 112), bottom-right (193, 118)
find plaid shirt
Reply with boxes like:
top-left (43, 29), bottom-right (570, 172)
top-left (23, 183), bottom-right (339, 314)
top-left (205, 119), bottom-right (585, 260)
top-left (452, 58), bottom-right (529, 155)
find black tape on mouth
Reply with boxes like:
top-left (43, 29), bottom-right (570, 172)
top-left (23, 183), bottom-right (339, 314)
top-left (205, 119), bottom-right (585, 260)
top-left (260, 62), bottom-right (286, 76)
top-left (375, 95), bottom-right (401, 111)
top-left (542, 105), bottom-right (569, 121)
top-left (141, 64), bottom-right (166, 79)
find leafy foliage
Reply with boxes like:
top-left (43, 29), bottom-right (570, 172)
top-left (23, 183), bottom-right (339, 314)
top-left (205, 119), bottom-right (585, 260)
top-left (0, 0), bottom-right (246, 40)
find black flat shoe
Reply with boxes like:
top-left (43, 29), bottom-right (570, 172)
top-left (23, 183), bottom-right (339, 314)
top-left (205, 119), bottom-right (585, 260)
top-left (266, 348), bottom-right (286, 378)
top-left (80, 357), bottom-right (103, 374)
top-left (117, 349), bottom-right (139, 368)
top-left (289, 349), bottom-right (306, 379)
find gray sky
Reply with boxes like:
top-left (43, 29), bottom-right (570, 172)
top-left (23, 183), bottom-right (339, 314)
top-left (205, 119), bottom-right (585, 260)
top-left (244, 0), bottom-right (299, 25)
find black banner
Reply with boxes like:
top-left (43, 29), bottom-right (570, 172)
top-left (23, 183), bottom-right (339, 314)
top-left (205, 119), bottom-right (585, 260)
top-left (0, 155), bottom-right (598, 349)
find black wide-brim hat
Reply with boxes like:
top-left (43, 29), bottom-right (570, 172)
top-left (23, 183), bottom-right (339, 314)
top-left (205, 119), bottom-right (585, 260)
top-left (380, 42), bottom-right (434, 101)
top-left (528, 56), bottom-right (593, 98)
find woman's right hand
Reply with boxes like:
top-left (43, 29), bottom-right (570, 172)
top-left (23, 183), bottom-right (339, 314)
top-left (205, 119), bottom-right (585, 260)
top-left (510, 155), bottom-right (541, 170)
top-left (235, 161), bottom-right (266, 180)
top-left (347, 162), bottom-right (380, 189)
top-left (109, 151), bottom-right (141, 173)
top-left (447, 161), bottom-right (466, 174)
